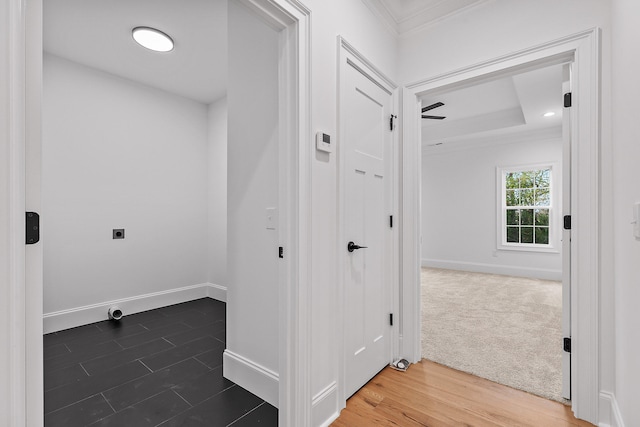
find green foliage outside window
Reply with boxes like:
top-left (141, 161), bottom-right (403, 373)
top-left (504, 169), bottom-right (550, 245)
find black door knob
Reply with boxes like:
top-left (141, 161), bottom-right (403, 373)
top-left (348, 241), bottom-right (368, 252)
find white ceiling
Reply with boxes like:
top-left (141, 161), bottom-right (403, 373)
top-left (44, 0), bottom-right (227, 104)
top-left (364, 0), bottom-right (490, 35)
top-left (420, 64), bottom-right (564, 149)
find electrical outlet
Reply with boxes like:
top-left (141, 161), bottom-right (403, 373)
top-left (113, 229), bottom-right (125, 239)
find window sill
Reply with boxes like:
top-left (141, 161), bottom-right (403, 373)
top-left (497, 244), bottom-right (560, 254)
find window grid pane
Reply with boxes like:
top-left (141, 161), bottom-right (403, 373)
top-left (535, 226), bottom-right (549, 244)
top-left (503, 167), bottom-right (551, 246)
top-left (506, 226), bottom-right (519, 243)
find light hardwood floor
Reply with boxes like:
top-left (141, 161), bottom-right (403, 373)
top-left (330, 360), bottom-right (594, 427)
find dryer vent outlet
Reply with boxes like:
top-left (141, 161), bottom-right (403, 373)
top-left (108, 306), bottom-right (123, 321)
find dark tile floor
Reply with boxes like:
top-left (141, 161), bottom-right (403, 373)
top-left (43, 298), bottom-right (278, 426)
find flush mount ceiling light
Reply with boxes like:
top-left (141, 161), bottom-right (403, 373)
top-left (543, 111), bottom-right (556, 117)
top-left (132, 27), bottom-right (174, 52)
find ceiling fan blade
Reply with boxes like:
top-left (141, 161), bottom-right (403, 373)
top-left (421, 101), bottom-right (444, 113)
top-left (421, 115), bottom-right (446, 120)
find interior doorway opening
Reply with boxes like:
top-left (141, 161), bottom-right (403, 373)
top-left (23, 0), bottom-right (311, 425)
top-left (418, 62), bottom-right (571, 403)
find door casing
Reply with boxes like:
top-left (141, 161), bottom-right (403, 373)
top-left (561, 65), bottom-right (572, 400)
top-left (400, 28), bottom-right (602, 424)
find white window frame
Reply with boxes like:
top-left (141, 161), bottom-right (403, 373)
top-left (496, 163), bottom-right (560, 253)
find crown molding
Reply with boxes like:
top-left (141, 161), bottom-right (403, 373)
top-left (362, 0), bottom-right (492, 37)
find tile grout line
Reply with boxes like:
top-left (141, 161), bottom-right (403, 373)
top-left (44, 362), bottom-right (153, 415)
top-left (45, 392), bottom-right (107, 417)
top-left (79, 362), bottom-right (91, 377)
top-left (101, 392), bottom-right (118, 415)
top-left (192, 356), bottom-right (213, 370)
top-left (170, 389), bottom-right (193, 409)
top-left (139, 360), bottom-right (154, 373)
top-left (226, 402), bottom-right (265, 426)
top-left (162, 336), bottom-right (176, 346)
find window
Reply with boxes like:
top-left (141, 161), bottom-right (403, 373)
top-left (498, 165), bottom-right (555, 251)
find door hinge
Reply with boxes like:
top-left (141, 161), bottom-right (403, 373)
top-left (563, 337), bottom-right (571, 353)
top-left (563, 215), bottom-right (571, 230)
top-left (564, 92), bottom-right (572, 108)
top-left (26, 212), bottom-right (40, 244)
top-left (389, 215), bottom-right (393, 228)
top-left (278, 246), bottom-right (283, 259)
top-left (389, 114), bottom-right (397, 131)
top-left (389, 313), bottom-right (393, 326)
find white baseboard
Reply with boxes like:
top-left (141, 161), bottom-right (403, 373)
top-left (599, 391), bottom-right (625, 427)
top-left (207, 283), bottom-right (228, 302)
top-left (421, 259), bottom-right (562, 281)
top-left (312, 382), bottom-right (339, 427)
top-left (223, 349), bottom-right (279, 408)
top-left (43, 282), bottom-right (227, 334)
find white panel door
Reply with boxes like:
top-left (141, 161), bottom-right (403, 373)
top-left (343, 59), bottom-right (394, 399)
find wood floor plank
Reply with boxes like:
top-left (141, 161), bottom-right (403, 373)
top-left (376, 367), bottom-right (565, 426)
top-left (366, 377), bottom-right (511, 427)
top-left (331, 360), bottom-right (594, 427)
top-left (415, 363), bottom-right (588, 426)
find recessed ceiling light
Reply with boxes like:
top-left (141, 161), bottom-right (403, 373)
top-left (132, 27), bottom-right (174, 52)
top-left (543, 111), bottom-right (556, 117)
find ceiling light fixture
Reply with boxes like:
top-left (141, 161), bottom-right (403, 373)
top-left (543, 111), bottom-right (556, 117)
top-left (132, 27), bottom-right (174, 52)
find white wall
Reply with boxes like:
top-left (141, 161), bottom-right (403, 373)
top-left (422, 136), bottom-right (563, 280)
top-left (42, 54), bottom-right (209, 316)
top-left (207, 97), bottom-right (227, 288)
top-left (399, 0), bottom-right (611, 85)
top-left (612, 0), bottom-right (640, 425)
top-left (398, 0), bottom-right (616, 424)
top-left (300, 1), bottom-right (398, 424)
top-left (225, 1), bottom-right (280, 405)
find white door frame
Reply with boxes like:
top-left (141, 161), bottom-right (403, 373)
top-left (5, 0), bottom-right (312, 425)
top-left (336, 36), bottom-right (399, 408)
top-left (401, 28), bottom-right (601, 424)
top-left (561, 67), bottom-right (572, 400)
top-left (2, 0), bottom-right (43, 425)
top-left (238, 2), bottom-right (312, 425)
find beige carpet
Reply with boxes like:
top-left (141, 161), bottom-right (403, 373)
top-left (421, 267), bottom-right (565, 403)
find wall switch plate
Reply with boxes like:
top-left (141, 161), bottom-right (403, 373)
top-left (633, 202), bottom-right (640, 240)
top-left (113, 229), bottom-right (125, 239)
top-left (266, 208), bottom-right (277, 230)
